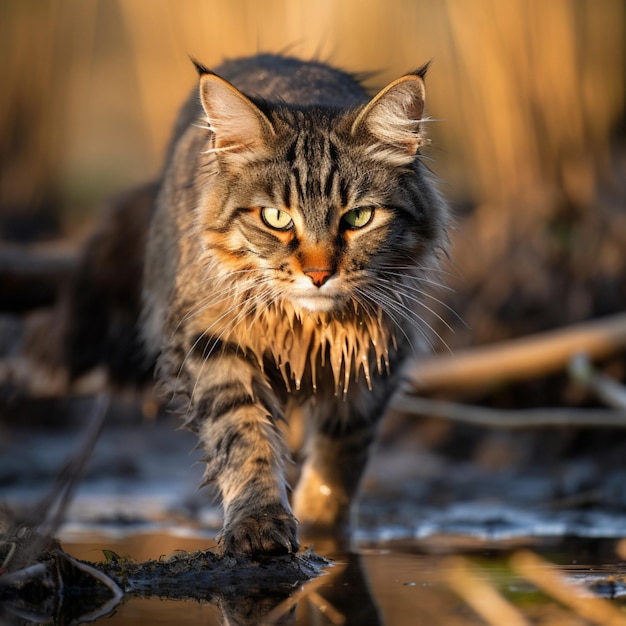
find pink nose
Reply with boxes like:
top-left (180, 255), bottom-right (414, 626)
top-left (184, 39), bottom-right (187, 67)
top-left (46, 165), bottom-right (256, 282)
top-left (304, 268), bottom-right (333, 287)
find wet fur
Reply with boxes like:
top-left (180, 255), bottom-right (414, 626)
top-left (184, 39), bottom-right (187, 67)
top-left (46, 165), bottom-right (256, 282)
top-left (59, 55), bottom-right (449, 555)
top-left (140, 55), bottom-right (448, 555)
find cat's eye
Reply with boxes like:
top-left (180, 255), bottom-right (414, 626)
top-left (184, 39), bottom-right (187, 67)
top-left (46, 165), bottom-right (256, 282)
top-left (261, 207), bottom-right (294, 231)
top-left (342, 207), bottom-right (374, 229)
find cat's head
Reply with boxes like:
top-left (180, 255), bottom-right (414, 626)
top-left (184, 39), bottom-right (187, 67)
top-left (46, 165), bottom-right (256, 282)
top-left (195, 62), bottom-right (447, 323)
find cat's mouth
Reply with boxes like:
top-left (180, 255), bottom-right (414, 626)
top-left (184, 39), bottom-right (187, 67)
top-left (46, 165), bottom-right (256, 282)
top-left (293, 293), bottom-right (341, 313)
top-left (288, 278), bottom-right (347, 314)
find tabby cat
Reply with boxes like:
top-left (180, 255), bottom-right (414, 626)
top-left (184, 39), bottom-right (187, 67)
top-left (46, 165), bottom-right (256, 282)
top-left (141, 54), bottom-right (448, 555)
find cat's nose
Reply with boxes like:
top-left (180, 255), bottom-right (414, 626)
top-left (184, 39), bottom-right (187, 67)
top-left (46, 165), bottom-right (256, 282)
top-left (304, 268), bottom-right (333, 287)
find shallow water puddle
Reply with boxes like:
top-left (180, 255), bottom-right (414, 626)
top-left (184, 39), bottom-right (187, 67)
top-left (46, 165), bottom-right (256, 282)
top-left (60, 532), bottom-right (626, 625)
top-left (4, 414), bottom-right (626, 623)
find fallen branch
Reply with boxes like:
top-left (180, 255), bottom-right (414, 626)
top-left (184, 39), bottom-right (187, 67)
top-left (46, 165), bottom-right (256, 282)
top-left (407, 312), bottom-right (626, 394)
top-left (0, 243), bottom-right (77, 312)
top-left (392, 394), bottom-right (626, 429)
top-left (0, 563), bottom-right (47, 588)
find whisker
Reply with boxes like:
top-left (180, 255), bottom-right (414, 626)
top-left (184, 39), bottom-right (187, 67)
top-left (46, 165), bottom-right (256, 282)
top-left (185, 294), bottom-right (262, 412)
top-left (354, 286), bottom-right (422, 354)
top-left (378, 271), bottom-right (467, 328)
top-left (378, 262), bottom-right (457, 282)
top-left (174, 268), bottom-right (274, 331)
top-left (172, 275), bottom-right (277, 403)
top-left (362, 283), bottom-right (451, 354)
top-left (381, 281), bottom-right (455, 334)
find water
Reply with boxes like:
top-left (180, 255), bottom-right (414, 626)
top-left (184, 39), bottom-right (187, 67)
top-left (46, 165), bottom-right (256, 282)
top-left (4, 409), bottom-right (626, 624)
top-left (58, 530), bottom-right (626, 626)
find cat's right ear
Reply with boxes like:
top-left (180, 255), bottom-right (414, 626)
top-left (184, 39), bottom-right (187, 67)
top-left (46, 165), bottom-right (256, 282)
top-left (195, 63), bottom-right (275, 159)
top-left (351, 66), bottom-right (428, 164)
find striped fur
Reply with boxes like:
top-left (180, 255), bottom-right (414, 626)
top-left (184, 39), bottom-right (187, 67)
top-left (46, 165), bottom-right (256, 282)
top-left (142, 55), bottom-right (448, 555)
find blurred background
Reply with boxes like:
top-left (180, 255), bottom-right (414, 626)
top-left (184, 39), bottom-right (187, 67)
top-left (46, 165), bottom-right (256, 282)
top-left (2, 0), bottom-right (625, 353)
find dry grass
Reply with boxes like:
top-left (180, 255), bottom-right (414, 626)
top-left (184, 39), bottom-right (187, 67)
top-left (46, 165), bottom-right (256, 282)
top-left (2, 0), bottom-right (623, 214)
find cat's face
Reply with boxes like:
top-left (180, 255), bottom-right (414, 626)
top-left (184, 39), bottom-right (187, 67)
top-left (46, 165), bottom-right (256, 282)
top-left (197, 70), bottom-right (447, 320)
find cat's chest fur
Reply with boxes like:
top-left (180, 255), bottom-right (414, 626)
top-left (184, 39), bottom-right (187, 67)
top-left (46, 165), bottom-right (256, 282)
top-left (185, 280), bottom-right (396, 394)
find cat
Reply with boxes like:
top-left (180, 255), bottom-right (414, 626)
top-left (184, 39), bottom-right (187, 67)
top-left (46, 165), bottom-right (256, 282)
top-left (139, 54), bottom-right (449, 556)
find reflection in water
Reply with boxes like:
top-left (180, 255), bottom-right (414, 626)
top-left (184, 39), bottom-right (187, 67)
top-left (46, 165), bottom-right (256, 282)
top-left (218, 591), bottom-right (298, 626)
top-left (277, 552), bottom-right (382, 626)
top-left (218, 551), bottom-right (381, 626)
top-left (311, 552), bottom-right (382, 626)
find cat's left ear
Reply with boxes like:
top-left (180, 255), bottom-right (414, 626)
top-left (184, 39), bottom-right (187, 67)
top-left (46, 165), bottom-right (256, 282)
top-left (351, 66), bottom-right (428, 161)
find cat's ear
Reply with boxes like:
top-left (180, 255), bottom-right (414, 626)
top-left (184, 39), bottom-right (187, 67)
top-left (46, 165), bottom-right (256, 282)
top-left (351, 66), bottom-right (428, 162)
top-left (194, 61), bottom-right (275, 158)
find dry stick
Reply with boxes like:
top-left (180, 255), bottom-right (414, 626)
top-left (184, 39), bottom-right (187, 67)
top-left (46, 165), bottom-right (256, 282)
top-left (510, 551), bottom-right (626, 626)
top-left (406, 312), bottom-right (626, 394)
top-left (443, 556), bottom-right (531, 626)
top-left (35, 393), bottom-right (110, 537)
top-left (15, 392), bottom-right (111, 574)
top-left (569, 353), bottom-right (626, 409)
top-left (392, 395), bottom-right (626, 429)
top-left (0, 563), bottom-right (47, 589)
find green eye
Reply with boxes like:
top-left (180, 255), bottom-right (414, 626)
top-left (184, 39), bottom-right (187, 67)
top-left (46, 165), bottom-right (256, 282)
top-left (343, 207), bottom-right (374, 229)
top-left (261, 207), bottom-right (293, 231)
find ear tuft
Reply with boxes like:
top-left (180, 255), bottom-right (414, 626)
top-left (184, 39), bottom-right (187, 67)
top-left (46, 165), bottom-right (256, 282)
top-left (412, 61), bottom-right (430, 80)
top-left (190, 57), bottom-right (212, 76)
top-left (198, 72), bottom-right (275, 158)
top-left (352, 70), bottom-right (428, 159)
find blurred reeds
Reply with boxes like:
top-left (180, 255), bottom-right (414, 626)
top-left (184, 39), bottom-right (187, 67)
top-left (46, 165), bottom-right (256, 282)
top-left (2, 0), bottom-right (625, 345)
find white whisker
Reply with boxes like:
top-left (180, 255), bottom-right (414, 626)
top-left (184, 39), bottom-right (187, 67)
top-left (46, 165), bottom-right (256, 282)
top-left (353, 286), bottom-right (420, 354)
top-left (361, 282), bottom-right (451, 354)
top-left (378, 271), bottom-right (466, 329)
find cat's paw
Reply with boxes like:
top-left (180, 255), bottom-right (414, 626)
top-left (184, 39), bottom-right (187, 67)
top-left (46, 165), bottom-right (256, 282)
top-left (219, 505), bottom-right (300, 557)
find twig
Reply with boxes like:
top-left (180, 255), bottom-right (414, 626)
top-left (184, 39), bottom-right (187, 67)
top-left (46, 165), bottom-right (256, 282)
top-left (35, 393), bottom-right (110, 537)
top-left (0, 563), bottom-right (47, 588)
top-left (392, 395), bottom-right (626, 429)
top-left (59, 550), bottom-right (124, 620)
top-left (443, 556), bottom-right (531, 626)
top-left (0, 244), bottom-right (77, 276)
top-left (12, 393), bottom-right (111, 571)
top-left (0, 244), bottom-right (77, 313)
top-left (0, 541), bottom-right (16, 572)
top-left (569, 353), bottom-right (626, 409)
top-left (308, 591), bottom-right (346, 625)
top-left (407, 312), bottom-right (626, 394)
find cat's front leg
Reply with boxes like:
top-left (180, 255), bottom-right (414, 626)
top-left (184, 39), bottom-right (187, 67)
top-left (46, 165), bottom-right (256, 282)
top-left (178, 342), bottom-right (299, 556)
top-left (292, 379), bottom-right (393, 536)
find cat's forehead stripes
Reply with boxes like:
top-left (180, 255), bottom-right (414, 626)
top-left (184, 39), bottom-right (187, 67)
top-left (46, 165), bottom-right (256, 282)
top-left (278, 110), bottom-right (348, 227)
